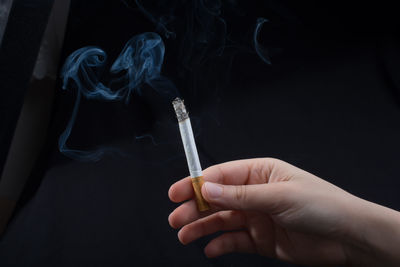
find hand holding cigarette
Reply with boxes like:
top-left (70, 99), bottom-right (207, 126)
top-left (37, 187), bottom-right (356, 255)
top-left (168, 158), bottom-right (400, 266)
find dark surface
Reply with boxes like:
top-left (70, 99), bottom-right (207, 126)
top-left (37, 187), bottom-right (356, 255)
top-left (0, 0), bottom-right (54, 178)
top-left (1, 1), bottom-right (400, 266)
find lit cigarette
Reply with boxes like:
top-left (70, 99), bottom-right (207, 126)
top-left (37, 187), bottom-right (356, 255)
top-left (172, 98), bottom-right (210, 211)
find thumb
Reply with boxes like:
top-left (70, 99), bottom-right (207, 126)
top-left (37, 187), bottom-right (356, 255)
top-left (201, 181), bottom-right (282, 212)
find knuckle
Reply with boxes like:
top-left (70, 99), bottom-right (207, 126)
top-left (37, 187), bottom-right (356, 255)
top-left (234, 185), bottom-right (247, 206)
top-left (215, 211), bottom-right (226, 228)
top-left (230, 210), bottom-right (246, 227)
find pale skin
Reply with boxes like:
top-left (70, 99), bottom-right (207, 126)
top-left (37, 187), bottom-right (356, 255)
top-left (168, 158), bottom-right (400, 266)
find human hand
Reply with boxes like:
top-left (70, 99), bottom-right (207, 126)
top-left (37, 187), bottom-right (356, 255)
top-left (168, 158), bottom-right (400, 266)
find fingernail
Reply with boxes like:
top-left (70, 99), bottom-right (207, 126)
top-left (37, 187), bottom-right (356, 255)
top-left (204, 182), bottom-right (223, 199)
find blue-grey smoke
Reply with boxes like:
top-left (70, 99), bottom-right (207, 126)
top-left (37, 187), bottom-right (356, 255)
top-left (254, 18), bottom-right (271, 65)
top-left (126, 0), bottom-right (272, 99)
top-left (133, 0), bottom-right (176, 39)
top-left (60, 1), bottom-right (276, 162)
top-left (129, 1), bottom-right (272, 66)
top-left (58, 92), bottom-right (113, 162)
top-left (59, 32), bottom-right (177, 162)
top-left (61, 47), bottom-right (122, 100)
top-left (135, 134), bottom-right (158, 146)
top-left (110, 32), bottom-right (178, 102)
top-left (180, 0), bottom-right (227, 69)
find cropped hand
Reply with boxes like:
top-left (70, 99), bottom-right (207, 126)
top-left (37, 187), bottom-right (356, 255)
top-left (168, 158), bottom-right (400, 266)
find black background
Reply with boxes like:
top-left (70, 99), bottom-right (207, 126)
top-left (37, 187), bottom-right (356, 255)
top-left (1, 1), bottom-right (400, 266)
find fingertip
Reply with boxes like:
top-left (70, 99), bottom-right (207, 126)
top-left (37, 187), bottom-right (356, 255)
top-left (168, 212), bottom-right (178, 229)
top-left (204, 241), bottom-right (219, 258)
top-left (168, 184), bottom-right (179, 203)
top-left (168, 200), bottom-right (201, 229)
top-left (201, 182), bottom-right (215, 200)
top-left (168, 212), bottom-right (174, 228)
top-left (177, 228), bottom-right (188, 245)
top-left (202, 182), bottom-right (223, 204)
top-left (168, 185), bottom-right (174, 201)
top-left (169, 177), bottom-right (193, 203)
top-left (201, 182), bottom-right (208, 200)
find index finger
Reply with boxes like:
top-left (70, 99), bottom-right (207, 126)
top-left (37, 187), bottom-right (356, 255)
top-left (169, 158), bottom-right (273, 203)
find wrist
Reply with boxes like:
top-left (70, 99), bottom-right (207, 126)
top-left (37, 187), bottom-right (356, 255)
top-left (342, 197), bottom-right (400, 266)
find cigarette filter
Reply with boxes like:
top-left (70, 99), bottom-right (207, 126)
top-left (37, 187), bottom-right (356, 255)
top-left (172, 98), bottom-right (210, 211)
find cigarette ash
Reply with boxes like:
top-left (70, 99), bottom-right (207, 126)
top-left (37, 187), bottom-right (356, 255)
top-left (172, 98), bottom-right (189, 122)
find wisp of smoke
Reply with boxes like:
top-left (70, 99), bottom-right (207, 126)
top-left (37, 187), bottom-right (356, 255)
top-left (126, 0), bottom-right (272, 98)
top-left (60, 1), bottom-right (275, 162)
top-left (254, 17), bottom-right (271, 65)
top-left (59, 32), bottom-right (177, 162)
top-left (133, 0), bottom-right (176, 39)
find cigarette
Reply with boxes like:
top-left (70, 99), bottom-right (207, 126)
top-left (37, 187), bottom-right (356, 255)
top-left (172, 98), bottom-right (210, 211)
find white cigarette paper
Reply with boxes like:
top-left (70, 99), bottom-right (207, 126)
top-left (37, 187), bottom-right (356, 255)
top-left (176, 118), bottom-right (201, 177)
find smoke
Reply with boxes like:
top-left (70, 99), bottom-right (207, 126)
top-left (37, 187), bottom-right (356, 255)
top-left (128, 1), bottom-right (271, 65)
top-left (59, 1), bottom-right (275, 162)
top-left (132, 0), bottom-right (176, 39)
top-left (59, 32), bottom-right (177, 161)
top-left (61, 47), bottom-right (121, 101)
top-left (254, 18), bottom-right (271, 65)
